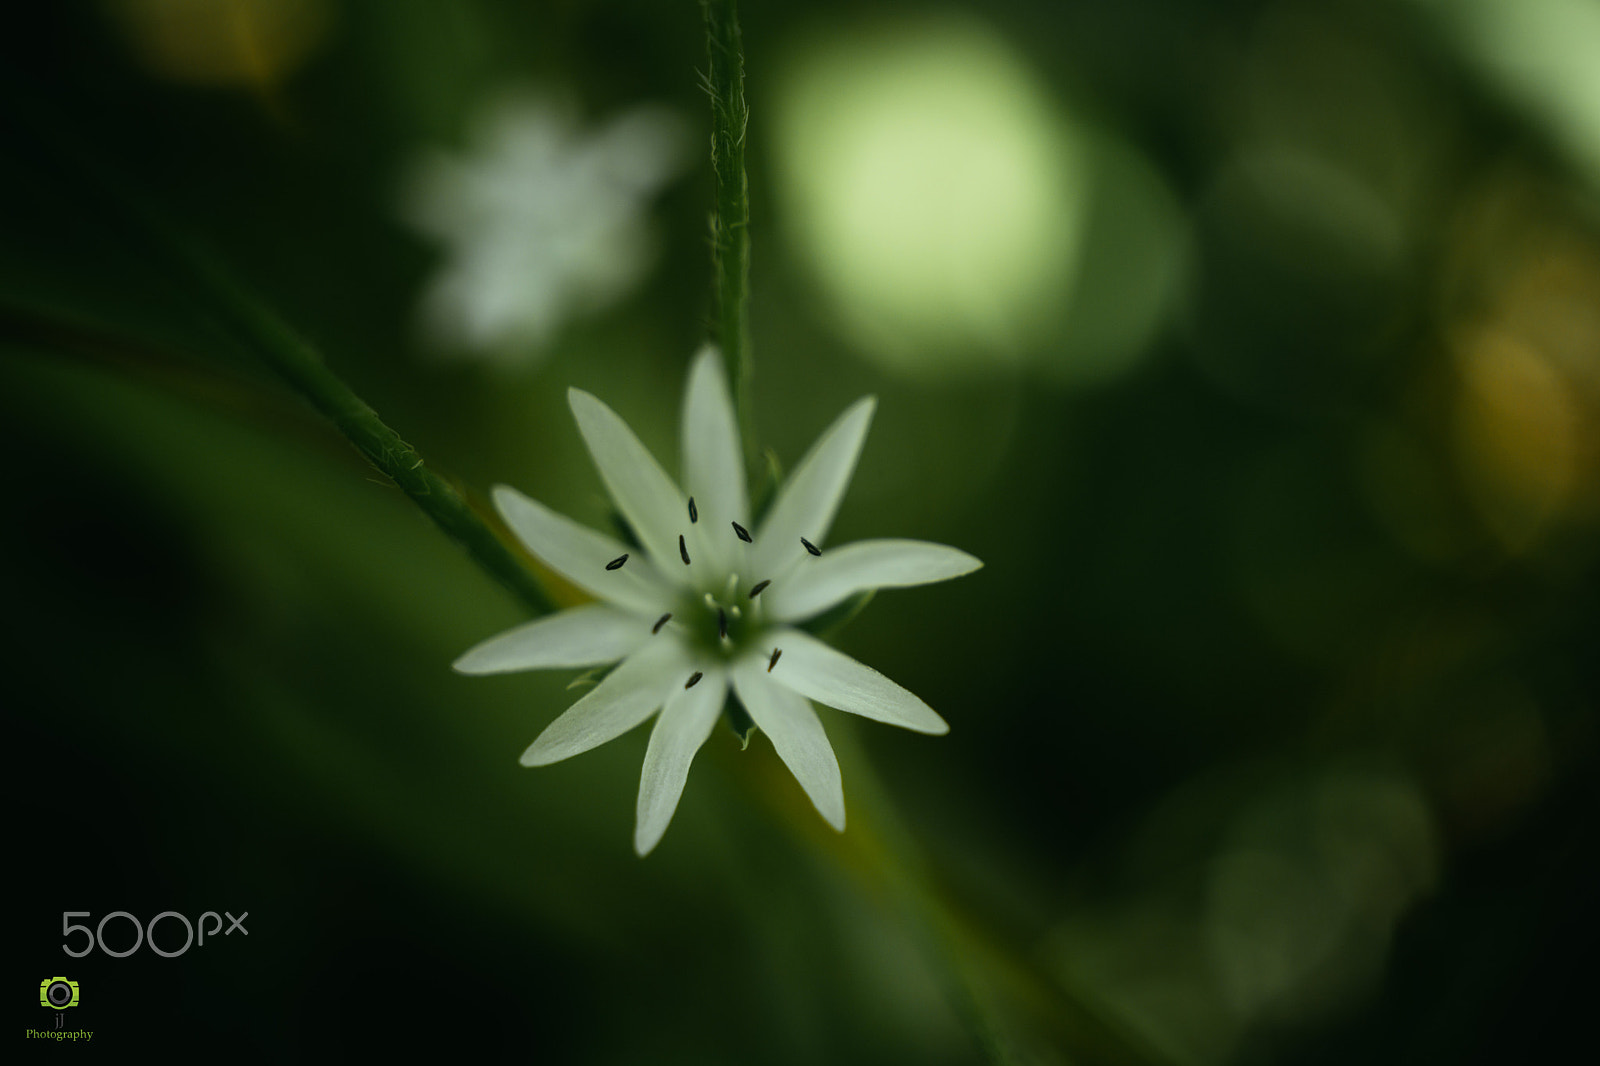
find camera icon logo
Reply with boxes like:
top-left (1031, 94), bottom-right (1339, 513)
top-left (41, 977), bottom-right (79, 1009)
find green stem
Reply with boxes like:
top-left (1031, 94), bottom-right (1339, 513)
top-left (702, 0), bottom-right (758, 477)
top-left (179, 245), bottom-right (556, 617)
top-left (841, 748), bottom-right (1169, 1066)
top-left (9, 110), bottom-right (554, 619)
top-left (717, 733), bottom-right (1174, 1066)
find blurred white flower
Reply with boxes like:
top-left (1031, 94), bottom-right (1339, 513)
top-left (455, 346), bottom-right (981, 854)
top-left (403, 92), bottom-right (689, 362)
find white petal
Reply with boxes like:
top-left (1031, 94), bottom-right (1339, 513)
top-left (681, 344), bottom-right (748, 575)
top-left (731, 654), bottom-right (845, 830)
top-left (493, 485), bottom-right (673, 615)
top-left (763, 628), bottom-right (948, 735)
top-left (454, 603), bottom-right (649, 674)
top-left (520, 639), bottom-right (688, 766)
top-left (753, 397), bottom-right (875, 579)
top-left (765, 539), bottom-right (983, 623)
top-left (568, 388), bottom-right (692, 578)
top-left (634, 664), bottom-right (726, 855)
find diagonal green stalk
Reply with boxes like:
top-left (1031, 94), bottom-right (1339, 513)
top-left (8, 108), bottom-right (554, 619)
top-left (176, 244), bottom-right (556, 617)
top-left (715, 730), bottom-right (1175, 1066)
top-left (702, 0), bottom-right (759, 479)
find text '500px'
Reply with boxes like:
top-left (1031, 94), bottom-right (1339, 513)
top-left (61, 911), bottom-right (248, 958)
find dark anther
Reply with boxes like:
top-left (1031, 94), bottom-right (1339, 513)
top-left (768, 648), bottom-right (782, 672)
top-left (748, 579), bottom-right (770, 599)
top-left (688, 496), bottom-right (698, 524)
top-left (679, 534), bottom-right (691, 565)
top-left (801, 537), bottom-right (821, 556)
top-left (605, 554), bottom-right (629, 571)
top-left (732, 520), bottom-right (752, 543)
top-left (685, 671), bottom-right (704, 689)
top-left (652, 613), bottom-right (672, 634)
top-left (718, 608), bottom-right (728, 639)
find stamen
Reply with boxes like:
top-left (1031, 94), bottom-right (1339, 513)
top-left (605, 554), bottom-right (629, 571)
top-left (729, 605), bottom-right (742, 620)
top-left (748, 579), bottom-right (771, 599)
top-left (679, 534), bottom-right (691, 565)
top-left (688, 496), bottom-right (698, 524)
top-left (652, 613), bottom-right (672, 634)
top-left (732, 520), bottom-right (752, 543)
top-left (717, 609), bottom-right (728, 640)
top-left (768, 648), bottom-right (782, 672)
top-left (685, 671), bottom-right (704, 689)
top-left (703, 592), bottom-right (717, 609)
top-left (801, 537), bottom-right (822, 556)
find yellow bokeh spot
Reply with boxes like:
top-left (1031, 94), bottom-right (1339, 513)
top-left (106, 0), bottom-right (332, 88)
top-left (1453, 327), bottom-right (1578, 552)
top-left (772, 18), bottom-right (1086, 375)
top-left (1438, 171), bottom-right (1600, 552)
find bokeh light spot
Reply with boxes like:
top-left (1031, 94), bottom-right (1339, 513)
top-left (1452, 327), bottom-right (1578, 552)
top-left (1421, 0), bottom-right (1600, 190)
top-left (773, 18), bottom-right (1086, 376)
top-left (105, 0), bottom-right (333, 88)
top-left (1204, 769), bottom-right (1437, 1025)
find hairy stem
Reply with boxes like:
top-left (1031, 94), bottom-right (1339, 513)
top-left (181, 246), bottom-right (556, 617)
top-left (702, 0), bottom-right (758, 477)
top-left (10, 110), bottom-right (554, 619)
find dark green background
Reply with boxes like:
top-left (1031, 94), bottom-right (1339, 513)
top-left (6, 1), bottom-right (1594, 1061)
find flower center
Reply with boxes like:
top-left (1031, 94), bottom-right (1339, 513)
top-left (671, 498), bottom-right (787, 658)
top-left (681, 571), bottom-right (766, 657)
top-left (622, 495), bottom-right (825, 669)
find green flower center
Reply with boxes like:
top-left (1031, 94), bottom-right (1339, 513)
top-left (679, 572), bottom-right (768, 659)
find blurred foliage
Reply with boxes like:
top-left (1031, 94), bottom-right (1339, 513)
top-left (4, 0), bottom-right (1596, 1062)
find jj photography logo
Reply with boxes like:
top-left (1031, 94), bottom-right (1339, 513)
top-left (26, 911), bottom-right (248, 1043)
top-left (60, 909), bottom-right (248, 958)
top-left (30, 977), bottom-right (91, 1042)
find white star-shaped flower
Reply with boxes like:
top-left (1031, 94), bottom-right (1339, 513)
top-left (454, 347), bottom-right (981, 854)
